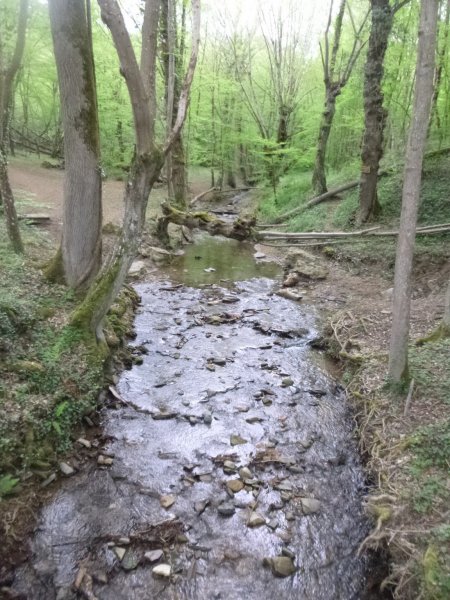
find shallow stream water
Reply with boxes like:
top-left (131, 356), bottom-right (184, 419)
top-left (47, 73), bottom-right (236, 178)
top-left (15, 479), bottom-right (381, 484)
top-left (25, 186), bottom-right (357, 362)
top-left (13, 234), bottom-right (369, 600)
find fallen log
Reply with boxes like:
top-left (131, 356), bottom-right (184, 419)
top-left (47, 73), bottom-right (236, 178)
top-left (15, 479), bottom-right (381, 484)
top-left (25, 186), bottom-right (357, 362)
top-left (271, 170), bottom-right (390, 225)
top-left (258, 222), bottom-right (450, 242)
top-left (156, 201), bottom-right (256, 246)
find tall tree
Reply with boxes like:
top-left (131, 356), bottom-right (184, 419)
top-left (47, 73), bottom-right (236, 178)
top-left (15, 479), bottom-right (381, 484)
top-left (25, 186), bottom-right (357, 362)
top-left (0, 0), bottom-right (28, 254)
top-left (162, 0), bottom-right (188, 208)
top-left (46, 0), bottom-right (102, 289)
top-left (70, 0), bottom-right (200, 341)
top-left (358, 0), bottom-right (410, 223)
top-left (312, 0), bottom-right (369, 195)
top-left (388, 0), bottom-right (439, 382)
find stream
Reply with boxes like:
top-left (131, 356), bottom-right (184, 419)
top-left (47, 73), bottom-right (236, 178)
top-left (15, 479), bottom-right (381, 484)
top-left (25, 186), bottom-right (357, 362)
top-left (12, 234), bottom-right (369, 600)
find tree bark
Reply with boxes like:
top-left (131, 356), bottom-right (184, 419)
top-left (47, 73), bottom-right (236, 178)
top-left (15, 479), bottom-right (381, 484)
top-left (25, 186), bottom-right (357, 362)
top-left (47, 0), bottom-right (102, 289)
top-left (388, 0), bottom-right (439, 382)
top-left (312, 89), bottom-right (339, 195)
top-left (71, 0), bottom-right (200, 340)
top-left (0, 0), bottom-right (28, 252)
top-left (358, 0), bottom-right (395, 223)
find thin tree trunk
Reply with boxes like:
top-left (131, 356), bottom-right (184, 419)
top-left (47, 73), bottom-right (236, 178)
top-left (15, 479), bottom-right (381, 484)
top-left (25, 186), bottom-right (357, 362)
top-left (359, 0), bottom-right (394, 223)
top-left (0, 0), bottom-right (28, 251)
top-left (312, 90), bottom-right (338, 195)
top-left (0, 149), bottom-right (24, 253)
top-left (388, 0), bottom-right (439, 382)
top-left (47, 0), bottom-right (102, 289)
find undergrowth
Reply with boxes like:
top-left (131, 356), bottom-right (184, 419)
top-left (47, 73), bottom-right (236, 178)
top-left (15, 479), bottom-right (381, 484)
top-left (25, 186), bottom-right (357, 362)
top-left (0, 218), bottom-right (133, 490)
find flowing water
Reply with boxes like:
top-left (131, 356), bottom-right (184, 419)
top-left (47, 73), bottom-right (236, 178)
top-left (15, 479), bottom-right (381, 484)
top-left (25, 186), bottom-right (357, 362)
top-left (12, 234), bottom-right (369, 600)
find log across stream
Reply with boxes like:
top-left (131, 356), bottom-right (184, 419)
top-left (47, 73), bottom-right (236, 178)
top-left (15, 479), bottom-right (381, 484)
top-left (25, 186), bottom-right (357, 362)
top-left (13, 234), bottom-right (371, 600)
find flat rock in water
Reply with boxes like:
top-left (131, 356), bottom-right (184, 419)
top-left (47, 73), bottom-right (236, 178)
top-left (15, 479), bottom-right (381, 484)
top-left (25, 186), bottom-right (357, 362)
top-left (160, 494), bottom-right (176, 509)
top-left (152, 564), bottom-right (172, 578)
top-left (239, 467), bottom-right (253, 480)
top-left (218, 502), bottom-right (235, 517)
top-left (300, 497), bottom-right (321, 515)
top-left (247, 513), bottom-right (266, 527)
top-left (266, 556), bottom-right (296, 577)
top-left (230, 434), bottom-right (248, 446)
top-left (145, 549), bottom-right (164, 563)
top-left (113, 547), bottom-right (126, 561)
top-left (121, 548), bottom-right (141, 571)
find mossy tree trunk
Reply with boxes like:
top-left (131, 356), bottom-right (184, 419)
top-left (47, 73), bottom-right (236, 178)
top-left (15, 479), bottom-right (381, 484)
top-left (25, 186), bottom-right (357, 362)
top-left (162, 0), bottom-right (188, 209)
top-left (388, 0), bottom-right (439, 382)
top-left (70, 0), bottom-right (200, 340)
top-left (0, 0), bottom-right (28, 254)
top-left (359, 0), bottom-right (410, 223)
top-left (47, 0), bottom-right (102, 289)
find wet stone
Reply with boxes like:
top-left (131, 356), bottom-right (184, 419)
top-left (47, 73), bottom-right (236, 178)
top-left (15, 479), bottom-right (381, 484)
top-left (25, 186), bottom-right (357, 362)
top-left (230, 434), bottom-right (248, 446)
top-left (267, 519), bottom-right (279, 530)
top-left (301, 497), bottom-right (321, 515)
top-left (226, 479), bottom-right (244, 493)
top-left (239, 467), bottom-right (253, 480)
top-left (160, 494), bottom-right (176, 509)
top-left (59, 462), bottom-right (75, 476)
top-left (282, 377), bottom-right (294, 387)
top-left (76, 438), bottom-right (91, 449)
top-left (97, 455), bottom-right (113, 466)
top-left (113, 547), bottom-right (126, 561)
top-left (153, 564), bottom-right (172, 578)
top-left (223, 460), bottom-right (237, 473)
top-left (247, 513), bottom-right (266, 527)
top-left (265, 556), bottom-right (296, 578)
top-left (218, 502), bottom-right (235, 517)
top-left (121, 548), bottom-right (141, 571)
top-left (194, 500), bottom-right (209, 515)
top-left (145, 549), bottom-right (164, 563)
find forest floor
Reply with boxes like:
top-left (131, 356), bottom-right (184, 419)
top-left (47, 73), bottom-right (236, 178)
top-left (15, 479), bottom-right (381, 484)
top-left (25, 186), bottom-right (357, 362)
top-left (0, 153), bottom-right (449, 599)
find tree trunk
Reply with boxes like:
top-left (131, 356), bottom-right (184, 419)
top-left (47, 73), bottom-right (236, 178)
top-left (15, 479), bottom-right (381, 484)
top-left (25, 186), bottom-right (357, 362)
top-left (47, 0), bottom-right (102, 289)
top-left (312, 89), bottom-right (339, 195)
top-left (171, 132), bottom-right (187, 207)
top-left (70, 0), bottom-right (200, 340)
top-left (0, 148), bottom-right (24, 253)
top-left (388, 0), bottom-right (439, 382)
top-left (0, 0), bottom-right (28, 251)
top-left (443, 277), bottom-right (450, 331)
top-left (71, 151), bottom-right (164, 340)
top-left (359, 0), bottom-right (394, 223)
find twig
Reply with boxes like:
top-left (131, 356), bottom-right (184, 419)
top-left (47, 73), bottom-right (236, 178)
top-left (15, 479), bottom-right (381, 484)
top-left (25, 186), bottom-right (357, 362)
top-left (403, 378), bottom-right (415, 417)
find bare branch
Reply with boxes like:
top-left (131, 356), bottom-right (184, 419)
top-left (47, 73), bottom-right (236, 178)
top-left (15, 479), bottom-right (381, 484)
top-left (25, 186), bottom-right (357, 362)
top-left (393, 0), bottom-right (411, 14)
top-left (140, 0), bottom-right (161, 140)
top-left (98, 0), bottom-right (152, 154)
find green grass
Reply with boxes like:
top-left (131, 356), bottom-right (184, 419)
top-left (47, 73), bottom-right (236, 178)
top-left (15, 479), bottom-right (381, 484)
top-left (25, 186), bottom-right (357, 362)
top-left (0, 218), bottom-right (107, 475)
top-left (258, 153), bottom-right (450, 233)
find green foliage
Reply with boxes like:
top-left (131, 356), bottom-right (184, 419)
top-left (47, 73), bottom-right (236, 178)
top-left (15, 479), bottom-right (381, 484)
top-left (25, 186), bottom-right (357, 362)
top-left (0, 474), bottom-right (19, 498)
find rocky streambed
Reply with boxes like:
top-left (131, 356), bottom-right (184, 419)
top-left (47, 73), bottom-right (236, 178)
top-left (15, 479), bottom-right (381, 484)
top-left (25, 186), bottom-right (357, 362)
top-left (12, 235), bottom-right (369, 600)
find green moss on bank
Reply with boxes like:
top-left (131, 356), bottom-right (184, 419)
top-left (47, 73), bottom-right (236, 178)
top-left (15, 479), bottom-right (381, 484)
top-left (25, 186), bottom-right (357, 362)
top-left (0, 221), bottom-right (135, 481)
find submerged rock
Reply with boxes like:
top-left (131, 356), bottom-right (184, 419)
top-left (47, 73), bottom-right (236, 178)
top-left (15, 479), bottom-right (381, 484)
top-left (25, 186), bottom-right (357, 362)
top-left (218, 502), bottom-right (235, 517)
top-left (264, 556), bottom-right (297, 577)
